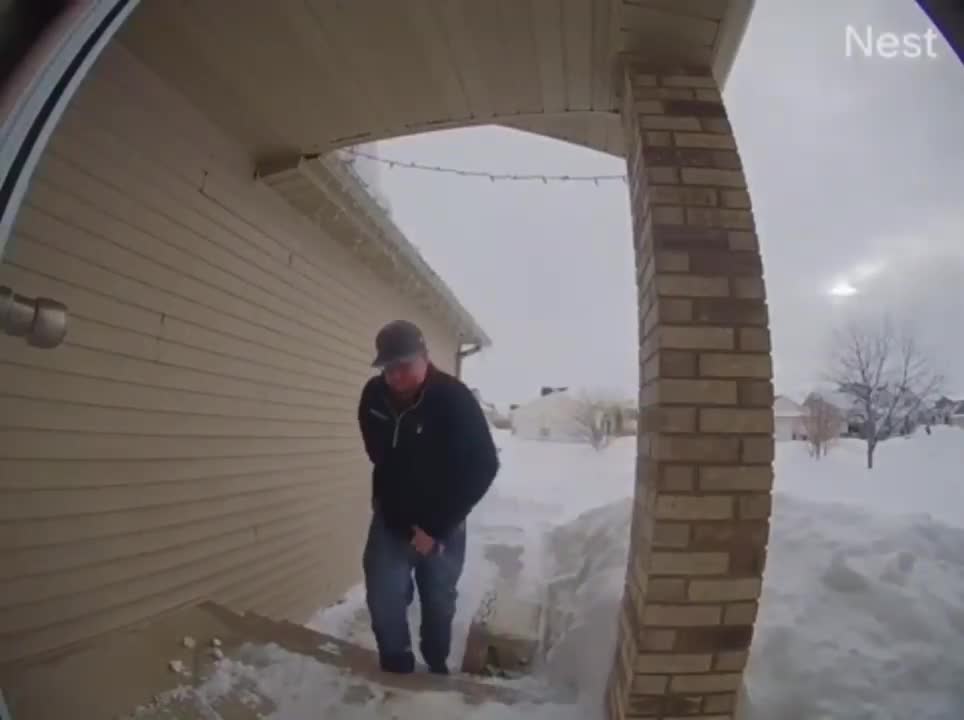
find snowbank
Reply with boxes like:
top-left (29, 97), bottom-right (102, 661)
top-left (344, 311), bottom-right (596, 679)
top-left (540, 429), bottom-right (964, 719)
top-left (776, 426), bottom-right (964, 528)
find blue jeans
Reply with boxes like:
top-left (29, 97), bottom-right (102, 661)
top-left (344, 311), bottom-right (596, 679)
top-left (362, 511), bottom-right (467, 672)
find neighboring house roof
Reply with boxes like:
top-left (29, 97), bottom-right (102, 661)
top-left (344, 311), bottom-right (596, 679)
top-left (774, 395), bottom-right (806, 418)
top-left (953, 401), bottom-right (964, 417)
top-left (257, 152), bottom-right (491, 349)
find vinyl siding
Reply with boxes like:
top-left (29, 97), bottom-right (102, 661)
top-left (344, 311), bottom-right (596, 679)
top-left (0, 42), bottom-right (460, 664)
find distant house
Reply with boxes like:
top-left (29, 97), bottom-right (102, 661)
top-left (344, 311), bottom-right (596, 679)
top-left (509, 388), bottom-right (596, 443)
top-left (773, 396), bottom-right (807, 441)
top-left (935, 396), bottom-right (963, 426)
top-left (471, 388), bottom-right (511, 429)
top-left (802, 392), bottom-right (848, 442)
top-left (615, 402), bottom-right (639, 437)
top-left (951, 401), bottom-right (964, 429)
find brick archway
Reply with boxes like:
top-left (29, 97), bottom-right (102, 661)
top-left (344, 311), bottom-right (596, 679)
top-left (607, 61), bottom-right (773, 719)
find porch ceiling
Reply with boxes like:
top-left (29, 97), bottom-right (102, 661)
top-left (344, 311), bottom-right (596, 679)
top-left (118, 0), bottom-right (752, 160)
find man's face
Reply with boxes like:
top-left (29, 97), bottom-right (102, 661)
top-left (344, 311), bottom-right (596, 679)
top-left (383, 353), bottom-right (429, 395)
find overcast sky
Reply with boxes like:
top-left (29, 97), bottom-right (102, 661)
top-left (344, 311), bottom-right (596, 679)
top-left (373, 0), bottom-right (963, 407)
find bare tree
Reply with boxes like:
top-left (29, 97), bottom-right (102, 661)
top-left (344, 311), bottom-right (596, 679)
top-left (829, 318), bottom-right (943, 469)
top-left (802, 393), bottom-right (843, 459)
top-left (570, 390), bottom-right (626, 451)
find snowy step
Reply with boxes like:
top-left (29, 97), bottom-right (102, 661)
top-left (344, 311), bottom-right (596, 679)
top-left (2, 601), bottom-right (555, 720)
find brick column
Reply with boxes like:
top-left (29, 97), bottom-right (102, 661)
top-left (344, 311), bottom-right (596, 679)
top-left (606, 62), bottom-right (774, 720)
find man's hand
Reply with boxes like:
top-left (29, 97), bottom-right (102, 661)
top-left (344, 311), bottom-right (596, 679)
top-left (411, 526), bottom-right (436, 556)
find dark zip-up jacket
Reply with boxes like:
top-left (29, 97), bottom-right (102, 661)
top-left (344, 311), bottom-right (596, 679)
top-left (357, 365), bottom-right (499, 541)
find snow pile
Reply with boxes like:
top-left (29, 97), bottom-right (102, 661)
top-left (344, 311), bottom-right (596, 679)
top-left (749, 493), bottom-right (964, 719)
top-left (540, 501), bottom-right (631, 702)
top-left (538, 428), bottom-right (964, 719)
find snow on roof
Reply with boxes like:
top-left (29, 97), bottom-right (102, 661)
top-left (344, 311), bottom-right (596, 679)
top-left (774, 395), bottom-right (806, 418)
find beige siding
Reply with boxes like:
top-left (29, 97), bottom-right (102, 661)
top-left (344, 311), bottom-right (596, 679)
top-left (0, 43), bottom-right (460, 664)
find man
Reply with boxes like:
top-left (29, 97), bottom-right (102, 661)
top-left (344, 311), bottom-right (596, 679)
top-left (357, 319), bottom-right (500, 675)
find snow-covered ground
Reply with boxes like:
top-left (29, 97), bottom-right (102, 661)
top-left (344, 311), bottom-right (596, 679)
top-left (166, 427), bottom-right (964, 718)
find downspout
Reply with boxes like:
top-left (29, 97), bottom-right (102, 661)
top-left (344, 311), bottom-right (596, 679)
top-left (454, 342), bottom-right (482, 380)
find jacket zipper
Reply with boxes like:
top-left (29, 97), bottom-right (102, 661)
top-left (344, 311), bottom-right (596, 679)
top-left (389, 391), bottom-right (426, 449)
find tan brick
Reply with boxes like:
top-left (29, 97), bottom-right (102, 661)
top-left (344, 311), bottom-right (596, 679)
top-left (635, 99), bottom-right (665, 114)
top-left (695, 87), bottom-right (723, 102)
top-left (704, 693), bottom-right (737, 713)
top-left (723, 190), bottom-right (752, 209)
top-left (665, 716), bottom-right (730, 720)
top-left (699, 353), bottom-right (772, 378)
top-left (644, 146), bottom-right (720, 169)
top-left (739, 493), bottom-right (773, 519)
top-left (688, 579), bottom-right (762, 603)
top-left (659, 326), bottom-right (734, 351)
top-left (658, 351), bottom-right (699, 378)
top-left (670, 673), bottom-right (743, 693)
top-left (686, 207), bottom-right (754, 230)
top-left (642, 115), bottom-right (702, 131)
top-left (654, 252), bottom-right (690, 273)
top-left (738, 328), bottom-right (771, 352)
top-left (629, 695), bottom-right (704, 718)
top-left (663, 298), bottom-right (697, 324)
top-left (692, 298), bottom-right (767, 326)
top-left (715, 650), bottom-right (750, 671)
top-left (699, 408), bottom-right (774, 434)
top-left (723, 602), bottom-right (758, 625)
top-left (674, 625), bottom-right (753, 652)
top-left (647, 578), bottom-right (688, 602)
top-left (648, 167), bottom-right (680, 184)
top-left (653, 521), bottom-right (691, 549)
top-left (687, 249), bottom-right (763, 276)
top-left (661, 465), bottom-right (696, 491)
top-left (653, 205), bottom-right (685, 224)
top-left (701, 117), bottom-right (734, 134)
top-left (680, 167), bottom-right (746, 188)
top-left (728, 229), bottom-right (758, 250)
top-left (732, 277), bottom-right (766, 299)
top-left (656, 275), bottom-right (731, 298)
top-left (742, 437), bottom-right (775, 463)
top-left (660, 379), bottom-right (738, 405)
top-left (691, 521), bottom-right (769, 549)
top-left (636, 652), bottom-right (714, 674)
top-left (674, 132), bottom-right (737, 150)
top-left (654, 435), bottom-right (741, 463)
top-left (662, 74), bottom-right (718, 88)
top-left (738, 380), bottom-right (774, 408)
top-left (655, 495), bottom-right (734, 520)
top-left (641, 356), bottom-right (659, 386)
top-left (644, 407), bottom-right (697, 433)
top-left (663, 98), bottom-right (727, 118)
top-left (650, 552), bottom-right (729, 576)
top-left (644, 603), bottom-right (722, 626)
top-left (650, 185), bottom-right (719, 207)
top-left (699, 466), bottom-right (774, 492)
top-left (712, 150), bottom-right (743, 170)
top-left (640, 629), bottom-right (677, 651)
top-left (631, 674), bottom-right (669, 694)
top-left (634, 86), bottom-right (698, 100)
top-left (729, 544), bottom-right (767, 576)
top-left (645, 130), bottom-right (673, 146)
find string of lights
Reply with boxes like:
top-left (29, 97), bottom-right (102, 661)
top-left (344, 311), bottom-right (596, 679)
top-left (341, 147), bottom-right (628, 185)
